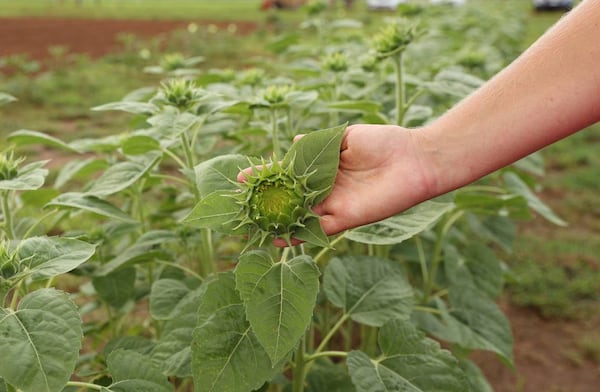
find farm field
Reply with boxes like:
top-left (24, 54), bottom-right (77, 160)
top-left (1, 1), bottom-right (599, 392)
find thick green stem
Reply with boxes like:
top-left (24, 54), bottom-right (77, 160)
top-left (270, 108), bottom-right (281, 158)
top-left (415, 236), bottom-right (429, 288)
top-left (292, 336), bottom-right (306, 392)
top-left (392, 53), bottom-right (406, 126)
top-left (180, 132), bottom-right (200, 201)
top-left (2, 191), bottom-right (14, 239)
top-left (305, 350), bottom-right (348, 363)
top-left (199, 228), bottom-right (215, 277)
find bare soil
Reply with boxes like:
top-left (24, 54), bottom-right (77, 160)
top-left (2, 16), bottom-right (599, 392)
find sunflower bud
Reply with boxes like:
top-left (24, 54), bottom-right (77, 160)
top-left (160, 53), bottom-right (187, 71)
top-left (262, 85), bottom-right (293, 106)
top-left (157, 78), bottom-right (202, 110)
top-left (236, 158), bottom-right (314, 244)
top-left (322, 52), bottom-right (349, 73)
top-left (0, 152), bottom-right (23, 181)
top-left (372, 21), bottom-right (417, 59)
top-left (0, 240), bottom-right (16, 280)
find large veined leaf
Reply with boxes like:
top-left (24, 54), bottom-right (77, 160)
top-left (0, 161), bottom-right (48, 191)
top-left (235, 250), bottom-right (320, 364)
top-left (8, 129), bottom-right (81, 153)
top-left (0, 289), bottom-right (82, 392)
top-left (95, 230), bottom-right (178, 276)
top-left (182, 190), bottom-right (245, 235)
top-left (46, 192), bottom-right (136, 222)
top-left (193, 154), bottom-right (248, 198)
top-left (460, 359), bottom-right (494, 392)
top-left (323, 255), bottom-right (414, 326)
top-left (102, 349), bottom-right (172, 392)
top-left (503, 171), bottom-right (567, 226)
top-left (149, 279), bottom-right (191, 321)
top-left (347, 319), bottom-right (470, 392)
top-left (283, 123), bottom-right (346, 204)
top-left (86, 153), bottom-right (161, 197)
top-left (54, 158), bottom-right (108, 189)
top-left (15, 236), bottom-right (96, 281)
top-left (151, 282), bottom-right (206, 377)
top-left (444, 244), bottom-right (503, 299)
top-left (346, 199), bottom-right (454, 245)
top-left (415, 287), bottom-right (513, 366)
top-left (192, 272), bottom-right (281, 392)
top-left (92, 267), bottom-right (137, 309)
top-left (92, 100), bottom-right (159, 115)
top-left (302, 359), bottom-right (355, 392)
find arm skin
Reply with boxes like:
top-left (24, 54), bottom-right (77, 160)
top-left (315, 0), bottom-right (600, 236)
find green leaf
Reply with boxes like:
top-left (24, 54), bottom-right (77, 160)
top-left (193, 154), bottom-right (248, 198)
top-left (303, 359), bottom-right (355, 392)
top-left (346, 199), bottom-right (454, 245)
top-left (347, 319), bottom-right (470, 392)
top-left (151, 283), bottom-right (206, 377)
top-left (0, 161), bottom-right (48, 191)
top-left (416, 288), bottom-right (513, 366)
top-left (444, 244), bottom-right (504, 299)
top-left (454, 192), bottom-right (530, 219)
top-left (503, 171), bottom-right (567, 226)
top-left (46, 192), bottom-right (136, 222)
top-left (183, 190), bottom-right (244, 235)
top-left (16, 236), bottom-right (96, 281)
top-left (192, 272), bottom-right (280, 392)
top-left (92, 101), bottom-right (158, 115)
top-left (104, 336), bottom-right (155, 358)
top-left (95, 230), bottom-right (178, 276)
top-left (105, 349), bottom-right (171, 392)
top-left (283, 123), bottom-right (346, 204)
top-left (0, 288), bottom-right (82, 392)
top-left (293, 216), bottom-right (330, 248)
top-left (8, 129), bottom-right (81, 153)
top-left (92, 267), bottom-right (136, 309)
top-left (323, 255), bottom-right (414, 326)
top-left (460, 359), bottom-right (494, 392)
top-left (326, 100), bottom-right (381, 114)
top-left (121, 134), bottom-right (160, 155)
top-left (235, 250), bottom-right (320, 365)
top-left (149, 279), bottom-right (190, 320)
top-left (0, 92), bottom-right (17, 107)
top-left (86, 153), bottom-right (161, 197)
top-left (54, 158), bottom-right (108, 188)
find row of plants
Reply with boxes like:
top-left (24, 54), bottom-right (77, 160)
top-left (0, 2), bottom-right (564, 391)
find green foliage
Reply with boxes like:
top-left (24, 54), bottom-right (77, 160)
top-left (0, 2), bottom-right (567, 391)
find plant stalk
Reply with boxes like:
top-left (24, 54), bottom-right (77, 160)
top-left (292, 335), bottom-right (307, 392)
top-left (392, 53), bottom-right (406, 126)
top-left (65, 381), bottom-right (104, 391)
top-left (2, 191), bottom-right (14, 239)
top-left (270, 108), bottom-right (281, 158)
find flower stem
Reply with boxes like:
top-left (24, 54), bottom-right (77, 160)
top-left (292, 335), bottom-right (307, 392)
top-left (270, 108), bottom-right (281, 158)
top-left (392, 52), bottom-right (406, 126)
top-left (2, 191), bottom-right (14, 239)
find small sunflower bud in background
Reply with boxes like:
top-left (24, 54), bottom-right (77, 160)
top-left (372, 20), bottom-right (417, 59)
top-left (0, 152), bottom-right (24, 181)
top-left (322, 51), bottom-right (349, 73)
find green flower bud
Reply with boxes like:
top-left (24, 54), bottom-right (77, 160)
top-left (262, 85), bottom-right (293, 105)
top-left (372, 21), bottom-right (417, 59)
top-left (234, 158), bottom-right (317, 245)
top-left (160, 53), bottom-right (187, 71)
top-left (0, 152), bottom-right (23, 181)
top-left (322, 52), bottom-right (349, 73)
top-left (0, 240), bottom-right (16, 280)
top-left (157, 78), bottom-right (202, 110)
top-left (239, 68), bottom-right (266, 87)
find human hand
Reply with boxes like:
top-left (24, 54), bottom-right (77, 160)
top-left (313, 124), bottom-right (437, 236)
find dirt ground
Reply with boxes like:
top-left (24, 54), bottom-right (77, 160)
top-left (2, 17), bottom-right (599, 392)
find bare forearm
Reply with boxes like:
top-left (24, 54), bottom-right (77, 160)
top-left (420, 0), bottom-right (600, 196)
